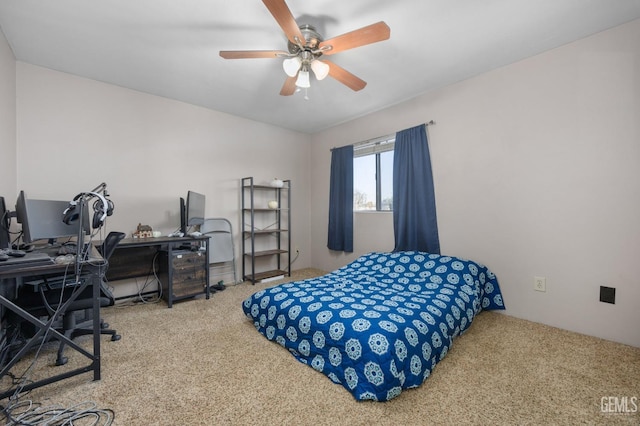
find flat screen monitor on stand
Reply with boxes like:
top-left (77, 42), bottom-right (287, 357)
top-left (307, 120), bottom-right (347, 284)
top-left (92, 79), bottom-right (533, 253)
top-left (180, 190), bottom-right (205, 236)
top-left (14, 190), bottom-right (90, 246)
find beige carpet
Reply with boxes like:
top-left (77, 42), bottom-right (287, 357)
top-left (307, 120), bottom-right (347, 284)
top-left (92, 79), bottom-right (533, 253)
top-left (2, 268), bottom-right (639, 425)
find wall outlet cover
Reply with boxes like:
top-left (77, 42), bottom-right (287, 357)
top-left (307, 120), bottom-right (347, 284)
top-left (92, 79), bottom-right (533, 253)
top-left (599, 286), bottom-right (615, 304)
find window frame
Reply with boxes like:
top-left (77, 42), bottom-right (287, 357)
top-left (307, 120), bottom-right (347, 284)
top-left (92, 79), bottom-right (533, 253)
top-left (353, 134), bottom-right (395, 212)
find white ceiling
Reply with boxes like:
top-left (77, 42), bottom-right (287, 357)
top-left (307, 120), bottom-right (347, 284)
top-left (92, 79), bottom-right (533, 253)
top-left (1, 1), bottom-right (639, 134)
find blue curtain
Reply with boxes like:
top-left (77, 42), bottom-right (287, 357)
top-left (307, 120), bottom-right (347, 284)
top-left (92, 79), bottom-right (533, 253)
top-left (393, 125), bottom-right (440, 253)
top-left (327, 145), bottom-right (354, 252)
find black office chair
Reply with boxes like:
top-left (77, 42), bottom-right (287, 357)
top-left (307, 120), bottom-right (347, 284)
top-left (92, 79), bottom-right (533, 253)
top-left (41, 231), bottom-right (126, 365)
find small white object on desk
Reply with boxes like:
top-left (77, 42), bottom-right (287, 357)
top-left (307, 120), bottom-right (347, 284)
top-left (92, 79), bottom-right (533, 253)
top-left (189, 231), bottom-right (202, 237)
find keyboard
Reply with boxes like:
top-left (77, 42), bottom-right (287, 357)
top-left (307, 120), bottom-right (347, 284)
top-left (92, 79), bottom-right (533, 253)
top-left (24, 275), bottom-right (82, 291)
top-left (0, 251), bottom-right (55, 271)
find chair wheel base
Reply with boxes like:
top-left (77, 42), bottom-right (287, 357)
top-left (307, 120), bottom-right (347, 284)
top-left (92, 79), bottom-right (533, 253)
top-left (56, 356), bottom-right (68, 366)
top-left (111, 334), bottom-right (121, 341)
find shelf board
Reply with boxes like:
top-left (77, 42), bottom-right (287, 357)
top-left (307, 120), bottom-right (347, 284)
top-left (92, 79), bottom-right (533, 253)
top-left (243, 229), bottom-right (288, 235)
top-left (243, 208), bottom-right (289, 212)
top-left (243, 184), bottom-right (288, 190)
top-left (244, 249), bottom-right (287, 257)
top-left (244, 269), bottom-right (288, 283)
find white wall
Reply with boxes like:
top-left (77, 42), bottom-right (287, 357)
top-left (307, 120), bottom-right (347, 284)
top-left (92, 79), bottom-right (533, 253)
top-left (310, 20), bottom-right (640, 347)
top-left (7, 19), bottom-right (639, 347)
top-left (15, 63), bottom-right (312, 296)
top-left (0, 28), bottom-right (16, 198)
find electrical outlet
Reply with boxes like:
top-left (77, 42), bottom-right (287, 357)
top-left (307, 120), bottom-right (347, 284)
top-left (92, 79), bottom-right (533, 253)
top-left (534, 276), bottom-right (546, 292)
top-left (599, 286), bottom-right (615, 304)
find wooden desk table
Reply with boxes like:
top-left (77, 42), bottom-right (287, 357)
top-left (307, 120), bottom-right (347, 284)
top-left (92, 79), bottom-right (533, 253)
top-left (99, 235), bottom-right (210, 308)
top-left (0, 248), bottom-right (105, 400)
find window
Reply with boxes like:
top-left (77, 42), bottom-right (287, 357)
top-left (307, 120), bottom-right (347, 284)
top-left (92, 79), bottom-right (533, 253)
top-left (353, 135), bottom-right (395, 211)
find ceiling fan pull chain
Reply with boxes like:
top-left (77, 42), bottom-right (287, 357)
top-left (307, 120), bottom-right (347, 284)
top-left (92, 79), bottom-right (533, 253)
top-left (293, 35), bottom-right (305, 51)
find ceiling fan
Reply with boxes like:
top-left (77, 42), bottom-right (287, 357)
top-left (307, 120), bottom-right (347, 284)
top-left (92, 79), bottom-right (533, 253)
top-left (219, 0), bottom-right (391, 96)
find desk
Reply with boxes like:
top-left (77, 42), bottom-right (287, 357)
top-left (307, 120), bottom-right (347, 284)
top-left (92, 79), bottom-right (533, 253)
top-left (100, 236), bottom-right (210, 308)
top-left (0, 248), bottom-right (104, 400)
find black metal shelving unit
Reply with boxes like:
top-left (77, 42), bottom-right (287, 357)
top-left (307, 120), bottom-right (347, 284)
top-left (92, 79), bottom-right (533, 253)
top-left (241, 177), bottom-right (291, 284)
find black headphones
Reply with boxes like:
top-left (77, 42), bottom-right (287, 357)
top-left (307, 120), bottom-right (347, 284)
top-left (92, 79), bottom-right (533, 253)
top-left (92, 197), bottom-right (114, 228)
top-left (62, 191), bottom-right (114, 229)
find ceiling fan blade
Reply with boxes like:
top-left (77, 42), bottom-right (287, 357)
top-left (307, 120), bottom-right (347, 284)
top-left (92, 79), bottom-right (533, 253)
top-left (262, 0), bottom-right (305, 45)
top-left (219, 50), bottom-right (288, 59)
top-left (319, 21), bottom-right (390, 55)
top-left (324, 60), bottom-right (367, 91)
top-left (280, 76), bottom-right (297, 96)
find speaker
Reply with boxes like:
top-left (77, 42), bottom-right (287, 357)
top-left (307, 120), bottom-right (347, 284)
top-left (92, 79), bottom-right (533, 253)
top-left (62, 191), bottom-right (111, 229)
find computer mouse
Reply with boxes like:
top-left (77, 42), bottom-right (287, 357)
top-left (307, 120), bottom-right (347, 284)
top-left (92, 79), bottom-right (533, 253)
top-left (7, 250), bottom-right (26, 257)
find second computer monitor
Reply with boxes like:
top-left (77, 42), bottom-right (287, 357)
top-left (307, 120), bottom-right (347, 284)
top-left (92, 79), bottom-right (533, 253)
top-left (15, 191), bottom-right (90, 245)
top-left (186, 191), bottom-right (205, 227)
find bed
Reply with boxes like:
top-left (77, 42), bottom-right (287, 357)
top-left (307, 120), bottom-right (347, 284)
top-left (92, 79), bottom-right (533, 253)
top-left (241, 251), bottom-right (505, 401)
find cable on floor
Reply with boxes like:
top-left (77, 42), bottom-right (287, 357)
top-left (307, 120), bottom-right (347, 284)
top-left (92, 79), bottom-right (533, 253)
top-left (1, 399), bottom-right (114, 425)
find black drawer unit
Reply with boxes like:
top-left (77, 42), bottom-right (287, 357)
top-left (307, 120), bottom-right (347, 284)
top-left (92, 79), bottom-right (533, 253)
top-left (158, 249), bottom-right (208, 307)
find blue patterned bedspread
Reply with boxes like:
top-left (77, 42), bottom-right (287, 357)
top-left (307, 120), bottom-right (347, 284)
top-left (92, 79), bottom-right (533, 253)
top-left (242, 251), bottom-right (505, 401)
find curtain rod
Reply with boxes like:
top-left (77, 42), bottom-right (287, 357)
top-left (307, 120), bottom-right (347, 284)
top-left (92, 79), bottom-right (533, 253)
top-left (331, 120), bottom-right (436, 151)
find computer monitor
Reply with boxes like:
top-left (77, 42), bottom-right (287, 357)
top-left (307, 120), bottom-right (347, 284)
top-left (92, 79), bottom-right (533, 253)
top-left (15, 191), bottom-right (90, 245)
top-left (180, 191), bottom-right (205, 234)
top-left (186, 191), bottom-right (205, 227)
top-left (0, 196), bottom-right (10, 249)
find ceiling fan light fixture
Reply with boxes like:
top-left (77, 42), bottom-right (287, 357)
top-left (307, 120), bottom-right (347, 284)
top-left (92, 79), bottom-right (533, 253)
top-left (310, 60), bottom-right (330, 80)
top-left (220, 0), bottom-right (390, 97)
top-left (295, 69), bottom-right (311, 88)
top-left (282, 56), bottom-right (302, 77)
